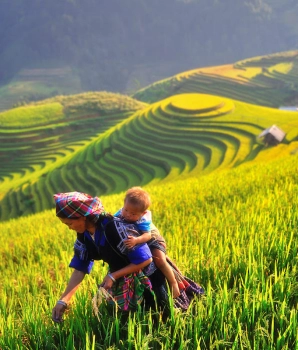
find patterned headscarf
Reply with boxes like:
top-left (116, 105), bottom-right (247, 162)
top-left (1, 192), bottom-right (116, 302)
top-left (53, 192), bottom-right (105, 222)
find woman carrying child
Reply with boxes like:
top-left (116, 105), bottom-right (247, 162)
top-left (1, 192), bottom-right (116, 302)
top-left (52, 191), bottom-right (204, 323)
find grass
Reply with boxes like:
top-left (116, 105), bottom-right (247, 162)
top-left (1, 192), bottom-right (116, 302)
top-left (132, 50), bottom-right (298, 108)
top-left (1, 91), bottom-right (298, 221)
top-left (1, 49), bottom-right (298, 348)
top-left (0, 93), bottom-right (146, 206)
top-left (0, 67), bottom-right (83, 112)
top-left (0, 102), bottom-right (64, 127)
top-left (1, 151), bottom-right (298, 349)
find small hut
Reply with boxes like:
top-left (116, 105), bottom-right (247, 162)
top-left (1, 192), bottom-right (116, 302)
top-left (258, 125), bottom-right (286, 146)
top-left (278, 106), bottom-right (298, 111)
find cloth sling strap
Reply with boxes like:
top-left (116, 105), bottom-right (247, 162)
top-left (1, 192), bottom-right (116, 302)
top-left (77, 218), bottom-right (130, 264)
top-left (100, 219), bottom-right (130, 265)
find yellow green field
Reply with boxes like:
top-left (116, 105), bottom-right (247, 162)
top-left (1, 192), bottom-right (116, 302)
top-left (1, 50), bottom-right (298, 349)
top-left (133, 50), bottom-right (298, 107)
top-left (1, 150), bottom-right (298, 349)
top-left (1, 89), bottom-right (298, 221)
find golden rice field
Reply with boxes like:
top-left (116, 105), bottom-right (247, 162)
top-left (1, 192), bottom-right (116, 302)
top-left (1, 147), bottom-right (298, 349)
top-left (1, 90), bottom-right (298, 221)
top-left (133, 50), bottom-right (298, 107)
top-left (1, 51), bottom-right (298, 349)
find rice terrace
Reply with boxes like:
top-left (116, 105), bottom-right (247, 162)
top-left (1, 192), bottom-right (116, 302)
top-left (1, 51), bottom-right (298, 349)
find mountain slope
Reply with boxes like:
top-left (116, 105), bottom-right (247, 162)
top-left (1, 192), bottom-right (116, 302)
top-left (0, 92), bottom-right (147, 219)
top-left (1, 90), bottom-right (298, 221)
top-left (1, 0), bottom-right (296, 94)
top-left (133, 51), bottom-right (298, 107)
top-left (1, 148), bottom-right (298, 349)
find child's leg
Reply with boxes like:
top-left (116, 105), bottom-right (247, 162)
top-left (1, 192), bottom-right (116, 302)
top-left (151, 248), bottom-right (180, 298)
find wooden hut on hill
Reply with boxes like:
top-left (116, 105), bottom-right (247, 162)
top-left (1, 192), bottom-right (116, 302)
top-left (278, 106), bottom-right (298, 111)
top-left (258, 125), bottom-right (286, 146)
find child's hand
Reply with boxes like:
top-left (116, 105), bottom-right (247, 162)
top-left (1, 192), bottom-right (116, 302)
top-left (124, 235), bottom-right (138, 249)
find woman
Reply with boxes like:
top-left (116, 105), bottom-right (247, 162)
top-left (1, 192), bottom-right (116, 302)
top-left (52, 192), bottom-right (203, 323)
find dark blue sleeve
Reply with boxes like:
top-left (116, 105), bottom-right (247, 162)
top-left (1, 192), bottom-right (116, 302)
top-left (127, 243), bottom-right (152, 265)
top-left (69, 255), bottom-right (94, 274)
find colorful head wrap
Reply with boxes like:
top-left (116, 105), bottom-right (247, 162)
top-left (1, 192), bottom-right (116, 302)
top-left (53, 192), bottom-right (105, 222)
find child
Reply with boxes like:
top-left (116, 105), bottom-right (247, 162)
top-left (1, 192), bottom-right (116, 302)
top-left (114, 186), bottom-right (180, 298)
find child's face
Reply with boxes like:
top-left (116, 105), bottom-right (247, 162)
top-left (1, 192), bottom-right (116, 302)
top-left (121, 201), bottom-right (144, 222)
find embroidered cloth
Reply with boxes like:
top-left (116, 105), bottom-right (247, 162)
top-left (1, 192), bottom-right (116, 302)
top-left (54, 191), bottom-right (105, 220)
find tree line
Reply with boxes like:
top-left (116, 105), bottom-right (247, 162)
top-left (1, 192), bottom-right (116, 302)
top-left (0, 0), bottom-right (297, 92)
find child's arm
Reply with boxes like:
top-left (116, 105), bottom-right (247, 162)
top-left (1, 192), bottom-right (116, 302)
top-left (124, 231), bottom-right (151, 249)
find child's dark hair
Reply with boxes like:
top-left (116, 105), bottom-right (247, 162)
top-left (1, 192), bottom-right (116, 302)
top-left (124, 187), bottom-right (151, 212)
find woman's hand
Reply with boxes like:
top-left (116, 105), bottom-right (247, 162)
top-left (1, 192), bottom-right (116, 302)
top-left (52, 301), bottom-right (67, 323)
top-left (100, 274), bottom-right (115, 290)
top-left (51, 270), bottom-right (85, 323)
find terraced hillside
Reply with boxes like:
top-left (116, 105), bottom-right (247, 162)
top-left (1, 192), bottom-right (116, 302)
top-left (1, 92), bottom-right (298, 221)
top-left (0, 92), bottom-right (147, 219)
top-left (133, 50), bottom-right (298, 107)
top-left (0, 67), bottom-right (83, 112)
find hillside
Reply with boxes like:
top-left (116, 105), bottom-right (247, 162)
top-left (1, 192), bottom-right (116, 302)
top-left (1, 1), bottom-right (298, 97)
top-left (1, 51), bottom-right (298, 221)
top-left (1, 151), bottom-right (298, 349)
top-left (1, 89), bottom-right (298, 221)
top-left (1, 48), bottom-right (298, 349)
top-left (0, 92), bottom-right (147, 219)
top-left (133, 51), bottom-right (298, 107)
top-left (0, 67), bottom-right (82, 112)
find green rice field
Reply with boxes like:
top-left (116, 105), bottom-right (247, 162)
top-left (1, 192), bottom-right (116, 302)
top-left (1, 50), bottom-right (298, 349)
top-left (133, 51), bottom-right (298, 107)
top-left (1, 89), bottom-right (298, 221)
top-left (1, 150), bottom-right (298, 349)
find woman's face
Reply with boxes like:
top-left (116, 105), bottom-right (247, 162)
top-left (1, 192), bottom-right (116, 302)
top-left (59, 217), bottom-right (87, 234)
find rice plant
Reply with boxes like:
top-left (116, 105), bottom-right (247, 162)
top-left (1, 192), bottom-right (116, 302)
top-left (1, 152), bottom-right (298, 349)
